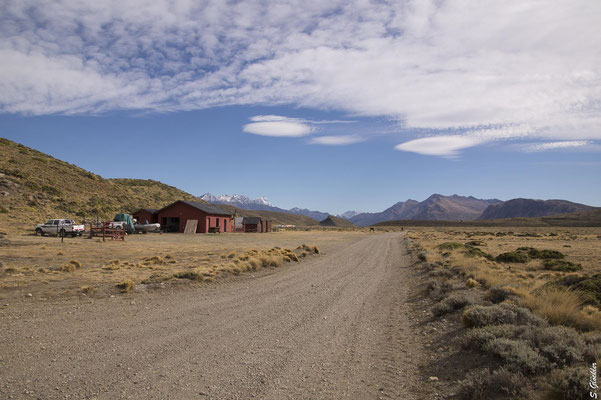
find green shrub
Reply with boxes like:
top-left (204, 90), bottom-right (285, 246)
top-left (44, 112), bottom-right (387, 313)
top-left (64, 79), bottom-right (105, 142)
top-left (548, 367), bottom-right (592, 400)
top-left (483, 338), bottom-right (550, 374)
top-left (433, 293), bottom-right (472, 316)
top-left (552, 274), bottom-right (601, 307)
top-left (436, 242), bottom-right (464, 250)
top-left (0, 206), bottom-right (7, 214)
top-left (495, 252), bottom-right (529, 263)
top-left (464, 246), bottom-right (494, 260)
top-left (542, 259), bottom-right (582, 272)
top-left (458, 368), bottom-right (528, 399)
top-left (462, 303), bottom-right (547, 329)
top-left (417, 251), bottom-right (427, 261)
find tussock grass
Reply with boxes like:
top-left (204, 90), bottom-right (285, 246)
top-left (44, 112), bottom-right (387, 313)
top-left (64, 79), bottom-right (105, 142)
top-left (80, 285), bottom-right (94, 294)
top-left (116, 279), bottom-right (134, 293)
top-left (520, 287), bottom-right (601, 331)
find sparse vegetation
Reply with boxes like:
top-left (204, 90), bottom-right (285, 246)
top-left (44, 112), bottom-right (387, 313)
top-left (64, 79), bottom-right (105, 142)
top-left (116, 279), bottom-right (135, 293)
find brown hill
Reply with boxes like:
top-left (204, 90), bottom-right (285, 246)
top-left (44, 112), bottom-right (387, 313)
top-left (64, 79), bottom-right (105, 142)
top-left (319, 215), bottom-right (355, 228)
top-left (373, 208), bottom-right (601, 227)
top-left (0, 138), bottom-right (318, 231)
top-left (478, 198), bottom-right (596, 219)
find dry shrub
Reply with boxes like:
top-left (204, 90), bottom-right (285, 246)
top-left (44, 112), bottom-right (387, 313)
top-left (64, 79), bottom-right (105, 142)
top-left (466, 278), bottom-right (479, 288)
top-left (57, 251), bottom-right (64, 256)
top-left (116, 279), bottom-right (134, 293)
top-left (164, 254), bottom-right (173, 259)
top-left (484, 286), bottom-right (516, 304)
top-left (227, 252), bottom-right (236, 258)
top-left (247, 257), bottom-right (260, 271)
top-left (69, 259), bottom-right (82, 269)
top-left (483, 338), bottom-right (550, 374)
top-left (461, 303), bottom-right (547, 329)
top-left (80, 285), bottom-right (95, 294)
top-left (312, 246), bottom-right (320, 254)
top-left (547, 367), bottom-right (592, 400)
top-left (60, 263), bottom-right (76, 272)
top-left (173, 271), bottom-right (204, 281)
top-left (433, 293), bottom-right (472, 316)
top-left (458, 368), bottom-right (528, 399)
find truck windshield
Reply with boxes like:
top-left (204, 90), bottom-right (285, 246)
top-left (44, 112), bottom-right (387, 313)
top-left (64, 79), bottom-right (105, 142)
top-left (52, 220), bottom-right (59, 225)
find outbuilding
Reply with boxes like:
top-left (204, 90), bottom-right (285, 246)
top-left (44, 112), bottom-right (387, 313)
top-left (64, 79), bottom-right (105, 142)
top-left (243, 217), bottom-right (272, 233)
top-left (243, 217), bottom-right (262, 233)
top-left (132, 208), bottom-right (158, 224)
top-left (157, 200), bottom-right (233, 233)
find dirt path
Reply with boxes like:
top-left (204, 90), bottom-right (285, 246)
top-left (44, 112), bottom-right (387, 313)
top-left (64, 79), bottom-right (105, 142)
top-left (0, 233), bottom-right (426, 399)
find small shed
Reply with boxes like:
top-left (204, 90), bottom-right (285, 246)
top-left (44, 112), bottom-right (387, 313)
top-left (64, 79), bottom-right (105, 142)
top-left (132, 208), bottom-right (158, 224)
top-left (243, 217), bottom-right (262, 233)
top-left (157, 201), bottom-right (233, 233)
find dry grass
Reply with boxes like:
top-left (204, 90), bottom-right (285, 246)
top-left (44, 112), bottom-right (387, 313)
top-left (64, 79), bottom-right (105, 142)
top-left (408, 226), bottom-right (601, 332)
top-left (0, 230), bottom-right (360, 299)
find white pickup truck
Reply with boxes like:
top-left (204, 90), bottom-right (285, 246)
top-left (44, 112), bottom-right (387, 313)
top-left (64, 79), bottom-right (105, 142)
top-left (35, 219), bottom-right (85, 237)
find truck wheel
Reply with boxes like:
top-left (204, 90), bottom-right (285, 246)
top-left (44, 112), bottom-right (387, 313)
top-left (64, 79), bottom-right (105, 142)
top-left (35, 228), bottom-right (43, 236)
top-left (71, 233), bottom-right (77, 238)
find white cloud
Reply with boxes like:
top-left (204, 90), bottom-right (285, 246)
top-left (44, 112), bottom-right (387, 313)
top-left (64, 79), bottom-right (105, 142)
top-left (395, 135), bottom-right (484, 157)
top-left (310, 135), bottom-right (363, 145)
top-left (525, 141), bottom-right (592, 152)
top-left (243, 116), bottom-right (313, 137)
top-left (1, 0), bottom-right (600, 156)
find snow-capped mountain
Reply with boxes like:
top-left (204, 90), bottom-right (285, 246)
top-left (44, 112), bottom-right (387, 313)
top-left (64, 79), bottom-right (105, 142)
top-left (201, 193), bottom-right (273, 207)
top-left (337, 211), bottom-right (362, 220)
top-left (200, 193), bottom-right (284, 212)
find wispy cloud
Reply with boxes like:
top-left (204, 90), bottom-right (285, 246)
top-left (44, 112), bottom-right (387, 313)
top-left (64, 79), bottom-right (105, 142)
top-left (524, 141), bottom-right (593, 152)
top-left (1, 1), bottom-right (600, 156)
top-left (310, 135), bottom-right (363, 146)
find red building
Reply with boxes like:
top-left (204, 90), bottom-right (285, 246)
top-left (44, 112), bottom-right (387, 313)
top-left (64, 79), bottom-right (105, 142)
top-left (157, 201), bottom-right (233, 233)
top-left (132, 208), bottom-right (158, 224)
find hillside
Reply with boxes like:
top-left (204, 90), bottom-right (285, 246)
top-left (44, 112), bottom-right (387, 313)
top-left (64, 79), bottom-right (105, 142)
top-left (0, 138), bottom-right (317, 231)
top-left (0, 138), bottom-right (205, 230)
top-left (478, 198), bottom-right (595, 219)
top-left (350, 195), bottom-right (501, 226)
top-left (319, 215), bottom-right (356, 228)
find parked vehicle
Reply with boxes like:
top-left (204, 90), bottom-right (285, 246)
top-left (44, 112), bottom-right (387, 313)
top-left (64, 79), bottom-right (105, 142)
top-left (108, 213), bottom-right (136, 234)
top-left (134, 222), bottom-right (161, 233)
top-left (35, 219), bottom-right (85, 237)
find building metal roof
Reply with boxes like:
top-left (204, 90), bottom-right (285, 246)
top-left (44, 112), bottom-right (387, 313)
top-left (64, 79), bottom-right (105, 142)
top-left (243, 217), bottom-right (262, 224)
top-left (159, 200), bottom-right (233, 216)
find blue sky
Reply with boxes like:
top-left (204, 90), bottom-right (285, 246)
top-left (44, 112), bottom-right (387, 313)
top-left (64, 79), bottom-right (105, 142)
top-left (1, 1), bottom-right (600, 213)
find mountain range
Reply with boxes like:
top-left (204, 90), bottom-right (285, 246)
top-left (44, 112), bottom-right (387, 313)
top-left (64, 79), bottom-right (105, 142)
top-left (349, 194), bottom-right (502, 226)
top-left (2, 138), bottom-right (597, 230)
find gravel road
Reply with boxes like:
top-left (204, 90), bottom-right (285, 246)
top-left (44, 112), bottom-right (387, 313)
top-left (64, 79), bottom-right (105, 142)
top-left (1, 233), bottom-right (425, 399)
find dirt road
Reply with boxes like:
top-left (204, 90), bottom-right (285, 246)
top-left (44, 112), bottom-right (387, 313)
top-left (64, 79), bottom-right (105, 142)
top-left (1, 233), bottom-right (426, 399)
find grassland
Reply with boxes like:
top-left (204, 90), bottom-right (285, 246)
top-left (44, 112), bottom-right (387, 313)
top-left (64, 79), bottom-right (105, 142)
top-left (0, 230), bottom-right (368, 301)
top-left (407, 226), bottom-right (601, 399)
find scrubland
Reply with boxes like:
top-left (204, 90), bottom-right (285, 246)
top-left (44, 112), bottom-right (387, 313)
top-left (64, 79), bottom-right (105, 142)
top-left (0, 230), bottom-right (366, 301)
top-left (407, 226), bottom-right (601, 399)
